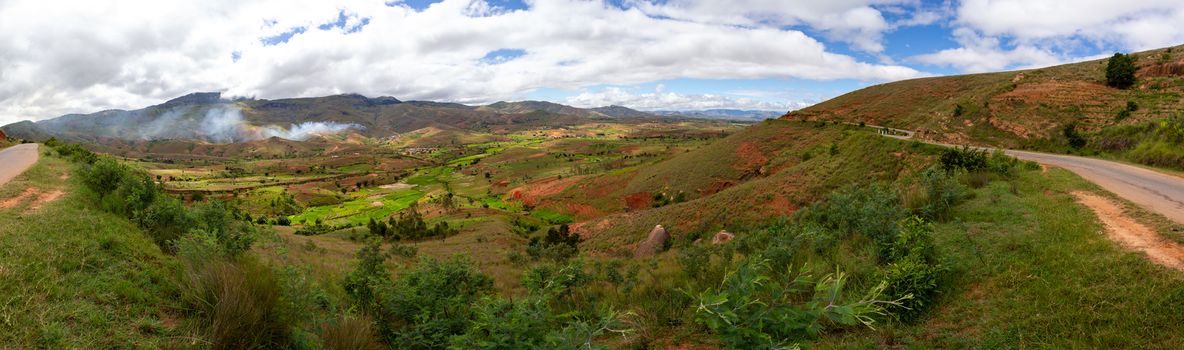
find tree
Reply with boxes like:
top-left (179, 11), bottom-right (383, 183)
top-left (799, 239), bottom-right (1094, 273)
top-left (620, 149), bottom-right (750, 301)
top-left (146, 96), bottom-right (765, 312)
top-left (1106, 52), bottom-right (1136, 89)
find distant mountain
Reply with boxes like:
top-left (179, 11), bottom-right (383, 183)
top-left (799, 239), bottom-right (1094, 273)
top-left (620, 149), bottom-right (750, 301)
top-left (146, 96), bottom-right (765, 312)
top-left (590, 105), bottom-right (654, 118)
top-left (0, 92), bottom-right (627, 144)
top-left (477, 100), bottom-right (607, 118)
top-left (652, 109), bottom-right (784, 121)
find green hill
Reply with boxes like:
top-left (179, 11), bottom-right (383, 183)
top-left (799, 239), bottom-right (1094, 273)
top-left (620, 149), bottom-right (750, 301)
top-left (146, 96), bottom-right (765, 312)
top-left (789, 45), bottom-right (1184, 147)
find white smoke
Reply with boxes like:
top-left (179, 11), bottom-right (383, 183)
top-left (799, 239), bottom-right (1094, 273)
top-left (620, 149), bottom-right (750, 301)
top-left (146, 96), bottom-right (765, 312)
top-left (197, 108), bottom-right (362, 143)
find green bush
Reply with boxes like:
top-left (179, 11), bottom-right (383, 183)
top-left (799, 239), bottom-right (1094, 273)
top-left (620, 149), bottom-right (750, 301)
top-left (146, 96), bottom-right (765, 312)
top-left (879, 217), bottom-right (943, 321)
top-left (140, 196), bottom-right (193, 252)
top-left (916, 167), bottom-right (964, 221)
top-left (359, 255), bottom-right (494, 349)
top-left (1063, 122), bottom-right (1087, 149)
top-left (80, 157), bottom-right (130, 198)
top-left (342, 238), bottom-right (390, 315)
top-left (1106, 52), bottom-right (1137, 89)
top-left (691, 258), bottom-right (898, 349)
top-left (939, 146), bottom-right (987, 172)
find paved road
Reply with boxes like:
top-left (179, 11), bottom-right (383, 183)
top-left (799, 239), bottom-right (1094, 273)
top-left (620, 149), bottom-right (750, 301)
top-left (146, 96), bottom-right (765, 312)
top-left (858, 123), bottom-right (1184, 225)
top-left (0, 143), bottom-right (39, 185)
top-left (1003, 150), bottom-right (1184, 224)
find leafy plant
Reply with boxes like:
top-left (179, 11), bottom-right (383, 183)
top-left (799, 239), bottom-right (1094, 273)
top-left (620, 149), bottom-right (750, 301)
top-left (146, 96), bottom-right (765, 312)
top-left (691, 258), bottom-right (902, 349)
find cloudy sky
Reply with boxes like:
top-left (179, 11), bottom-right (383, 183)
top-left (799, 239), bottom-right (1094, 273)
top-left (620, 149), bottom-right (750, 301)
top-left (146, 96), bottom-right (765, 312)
top-left (1, 0), bottom-right (1182, 126)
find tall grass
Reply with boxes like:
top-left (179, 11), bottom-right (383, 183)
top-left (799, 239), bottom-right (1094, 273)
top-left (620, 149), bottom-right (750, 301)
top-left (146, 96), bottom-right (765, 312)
top-left (178, 240), bottom-right (292, 349)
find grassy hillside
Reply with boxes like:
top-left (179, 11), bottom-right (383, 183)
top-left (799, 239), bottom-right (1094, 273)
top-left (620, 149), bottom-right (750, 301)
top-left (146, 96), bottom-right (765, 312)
top-left (0, 155), bottom-right (183, 347)
top-left (578, 120), bottom-right (942, 253)
top-left (823, 169), bottom-right (1184, 348)
top-left (790, 45), bottom-right (1184, 147)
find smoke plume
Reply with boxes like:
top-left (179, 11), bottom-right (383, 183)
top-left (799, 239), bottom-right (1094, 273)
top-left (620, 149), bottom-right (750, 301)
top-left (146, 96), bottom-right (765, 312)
top-left (137, 107), bottom-right (361, 143)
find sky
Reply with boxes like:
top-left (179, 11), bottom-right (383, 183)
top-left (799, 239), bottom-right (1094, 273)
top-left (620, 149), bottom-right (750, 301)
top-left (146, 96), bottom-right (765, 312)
top-left (1, 0), bottom-right (1183, 126)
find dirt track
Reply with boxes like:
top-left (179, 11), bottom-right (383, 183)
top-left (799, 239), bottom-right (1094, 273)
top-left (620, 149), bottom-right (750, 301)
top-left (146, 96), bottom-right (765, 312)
top-left (1073, 191), bottom-right (1184, 271)
top-left (0, 144), bottom-right (38, 186)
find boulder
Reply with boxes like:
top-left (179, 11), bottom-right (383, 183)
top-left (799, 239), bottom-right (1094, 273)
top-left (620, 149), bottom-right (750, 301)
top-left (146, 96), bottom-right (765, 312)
top-left (712, 230), bottom-right (735, 245)
top-left (634, 225), bottom-right (669, 258)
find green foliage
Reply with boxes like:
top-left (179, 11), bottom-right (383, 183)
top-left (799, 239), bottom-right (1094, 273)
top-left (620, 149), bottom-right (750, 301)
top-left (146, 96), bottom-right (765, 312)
top-left (342, 238), bottom-right (390, 315)
top-left (190, 200), bottom-right (257, 258)
top-left (1063, 122), bottom-right (1087, 149)
top-left (795, 183), bottom-right (906, 253)
top-left (691, 258), bottom-right (900, 349)
top-left (1105, 52), bottom-right (1137, 89)
top-left (915, 166), bottom-right (964, 220)
top-left (370, 256), bottom-right (494, 349)
top-left (380, 205), bottom-right (456, 240)
top-left (880, 217), bottom-right (944, 321)
top-left (50, 142), bottom-right (97, 164)
top-left (939, 146), bottom-right (988, 173)
top-left (450, 262), bottom-right (624, 350)
top-left (526, 224), bottom-right (580, 261)
top-left (1081, 116), bottom-right (1184, 169)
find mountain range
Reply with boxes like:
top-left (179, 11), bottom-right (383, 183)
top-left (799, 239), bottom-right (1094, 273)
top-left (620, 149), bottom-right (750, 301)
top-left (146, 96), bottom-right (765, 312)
top-left (0, 93), bottom-right (780, 144)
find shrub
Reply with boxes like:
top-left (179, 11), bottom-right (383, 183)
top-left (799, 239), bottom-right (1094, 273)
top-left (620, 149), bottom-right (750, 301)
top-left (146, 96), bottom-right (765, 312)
top-left (140, 196), bottom-right (193, 252)
top-left (389, 242), bottom-right (418, 258)
top-left (796, 183), bottom-right (906, 253)
top-left (526, 224), bottom-right (580, 261)
top-left (191, 200), bottom-right (257, 258)
top-left (342, 238), bottom-right (390, 315)
top-left (880, 217), bottom-right (943, 321)
top-left (939, 146), bottom-right (987, 173)
top-left (276, 216), bottom-right (292, 226)
top-left (80, 157), bottom-right (130, 198)
top-left (1064, 122), bottom-right (1087, 149)
top-left (1106, 52), bottom-right (1137, 89)
top-left (691, 258), bottom-right (899, 348)
top-left (916, 167), bottom-right (964, 220)
top-left (177, 241), bottom-right (292, 349)
top-left (366, 256), bottom-right (494, 348)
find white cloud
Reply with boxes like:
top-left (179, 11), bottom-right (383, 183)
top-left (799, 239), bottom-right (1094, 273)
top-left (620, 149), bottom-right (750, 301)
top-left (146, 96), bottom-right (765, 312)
top-left (0, 0), bottom-right (924, 125)
top-left (625, 0), bottom-right (922, 53)
top-left (956, 0), bottom-right (1184, 49)
top-left (910, 28), bottom-right (1066, 73)
top-left (918, 0), bottom-right (1184, 73)
top-left (564, 87), bottom-right (811, 111)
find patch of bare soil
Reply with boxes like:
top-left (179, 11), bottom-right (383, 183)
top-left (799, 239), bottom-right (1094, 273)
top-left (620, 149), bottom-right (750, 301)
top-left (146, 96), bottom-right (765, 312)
top-left (59, 171), bottom-right (69, 180)
top-left (0, 187), bottom-right (37, 209)
top-left (24, 189), bottom-right (64, 213)
top-left (1073, 191), bottom-right (1184, 271)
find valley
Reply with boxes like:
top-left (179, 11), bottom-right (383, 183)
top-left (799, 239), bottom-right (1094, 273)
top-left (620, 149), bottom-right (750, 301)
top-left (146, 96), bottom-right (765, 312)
top-left (3, 39), bottom-right (1184, 350)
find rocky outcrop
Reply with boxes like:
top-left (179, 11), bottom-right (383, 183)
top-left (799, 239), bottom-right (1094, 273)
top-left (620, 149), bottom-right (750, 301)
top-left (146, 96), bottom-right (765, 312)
top-left (634, 225), bottom-right (669, 258)
top-left (712, 230), bottom-right (735, 245)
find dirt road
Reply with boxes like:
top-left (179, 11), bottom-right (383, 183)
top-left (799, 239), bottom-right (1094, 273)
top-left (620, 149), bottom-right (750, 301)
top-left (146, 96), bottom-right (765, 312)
top-left (0, 143), bottom-right (39, 185)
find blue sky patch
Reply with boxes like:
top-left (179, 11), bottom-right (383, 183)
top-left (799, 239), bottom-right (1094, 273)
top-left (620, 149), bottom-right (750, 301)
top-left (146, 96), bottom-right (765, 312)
top-left (260, 26), bottom-right (307, 46)
top-left (480, 48), bottom-right (527, 64)
top-left (318, 10), bottom-right (370, 33)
